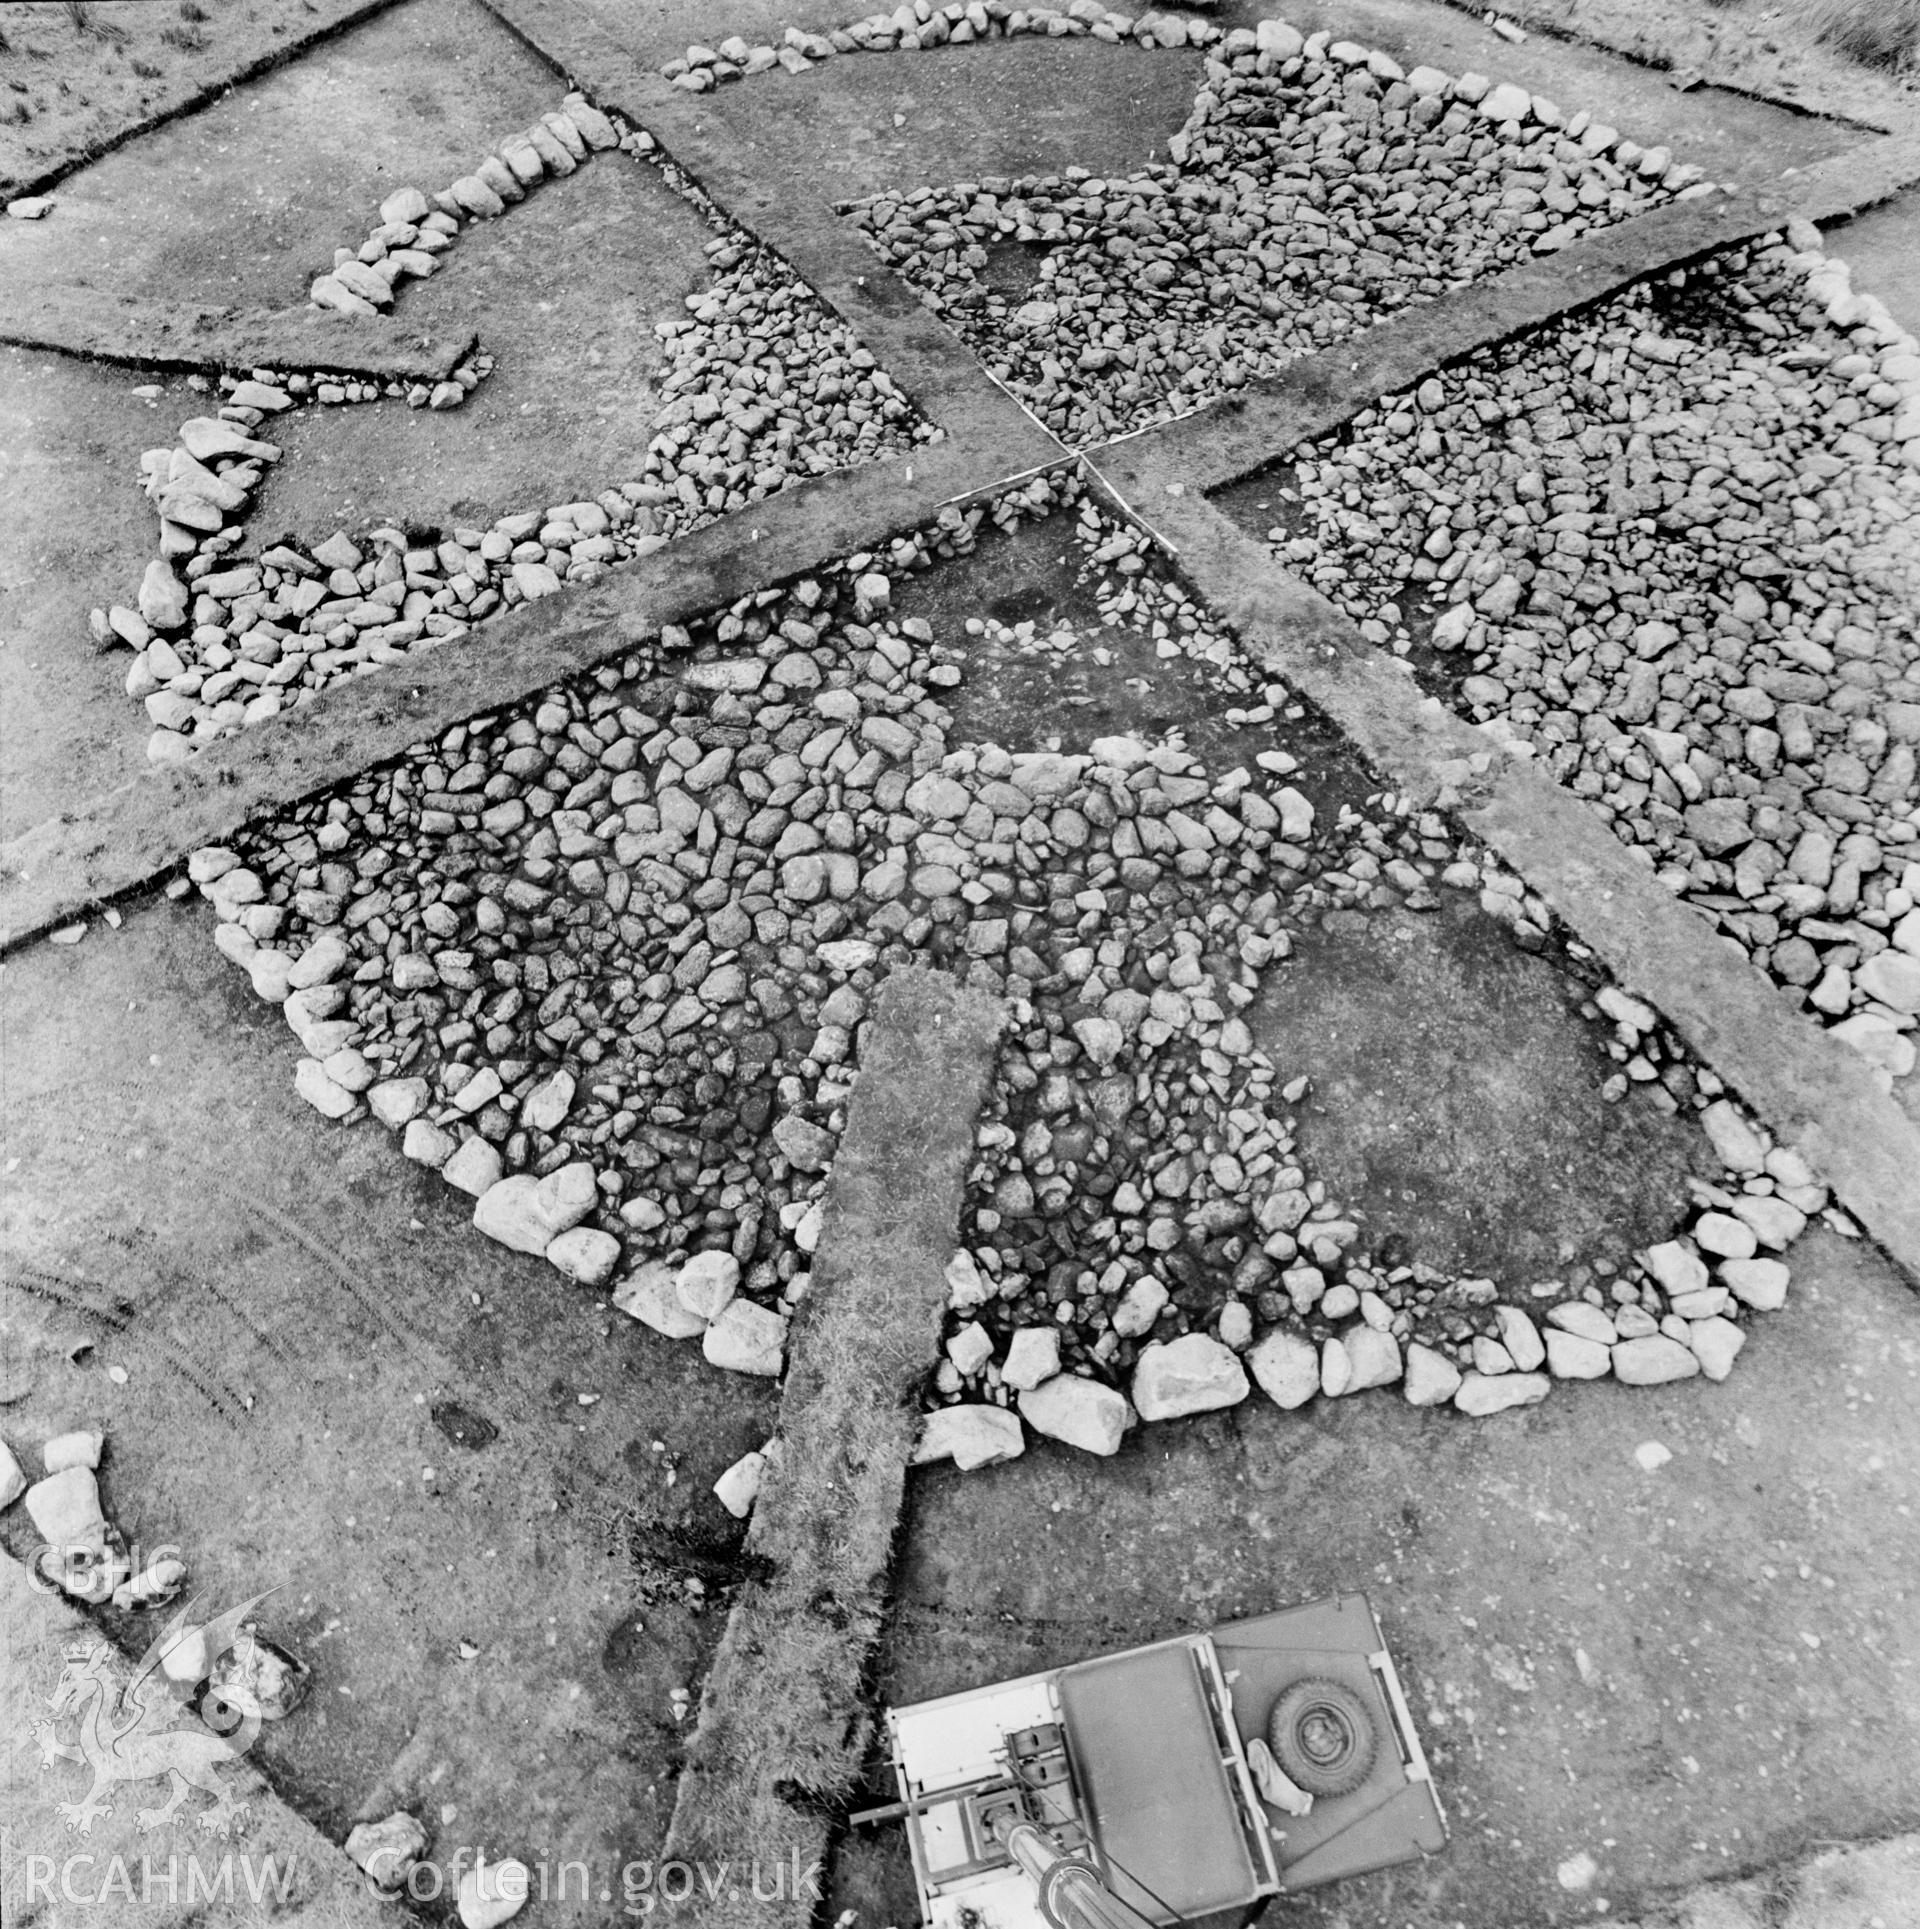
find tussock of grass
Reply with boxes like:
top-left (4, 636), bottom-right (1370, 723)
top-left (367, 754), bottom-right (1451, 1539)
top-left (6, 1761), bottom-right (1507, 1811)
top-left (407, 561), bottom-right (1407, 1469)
top-left (1786, 0), bottom-right (1920, 66)
top-left (63, 3), bottom-right (128, 45)
top-left (667, 970), bottom-right (1004, 1899)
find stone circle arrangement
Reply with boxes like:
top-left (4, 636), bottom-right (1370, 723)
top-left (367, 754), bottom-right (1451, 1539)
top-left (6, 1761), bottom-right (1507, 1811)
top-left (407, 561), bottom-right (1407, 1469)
top-left (183, 473), bottom-right (1833, 1485)
top-left (663, 0), bottom-right (1224, 86)
top-left (1271, 230), bottom-right (1920, 1090)
top-left (55, 5), bottom-right (1900, 1489)
top-left (93, 93), bottom-right (933, 766)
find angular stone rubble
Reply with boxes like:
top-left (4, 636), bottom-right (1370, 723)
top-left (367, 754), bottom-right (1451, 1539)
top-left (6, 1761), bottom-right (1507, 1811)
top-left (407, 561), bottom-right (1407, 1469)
top-left (664, 0), bottom-right (1228, 88)
top-left (1270, 230), bottom-right (1920, 1093)
top-left (843, 17), bottom-right (1696, 445)
top-left (184, 476), bottom-right (1825, 1440)
top-left (309, 92), bottom-right (623, 321)
top-left (187, 475), bottom-right (1083, 1380)
top-left (96, 105), bottom-right (933, 766)
top-left (0, 1425), bottom-right (316, 1711)
top-left (909, 508), bottom-right (1828, 1457)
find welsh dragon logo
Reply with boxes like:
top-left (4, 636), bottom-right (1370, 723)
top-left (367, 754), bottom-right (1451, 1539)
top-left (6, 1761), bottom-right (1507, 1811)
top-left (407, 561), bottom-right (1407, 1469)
top-left (33, 1590), bottom-right (278, 1836)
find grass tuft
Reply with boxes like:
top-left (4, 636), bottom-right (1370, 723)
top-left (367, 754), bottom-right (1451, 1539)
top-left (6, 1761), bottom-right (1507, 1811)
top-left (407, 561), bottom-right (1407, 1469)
top-left (1785, 0), bottom-right (1920, 65)
top-left (63, 2), bottom-right (128, 44)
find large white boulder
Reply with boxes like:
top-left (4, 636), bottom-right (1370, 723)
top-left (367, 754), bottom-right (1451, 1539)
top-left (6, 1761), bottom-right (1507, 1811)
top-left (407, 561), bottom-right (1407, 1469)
top-left (1494, 1306), bottom-right (1544, 1371)
top-left (1111, 1277), bottom-right (1168, 1337)
top-left (1719, 1258), bottom-right (1789, 1312)
top-left (520, 1069), bottom-right (576, 1132)
top-left (1248, 1328), bottom-right (1318, 1409)
top-left (1611, 1335), bottom-right (1700, 1385)
top-left (1403, 1342), bottom-right (1462, 1407)
top-left (945, 1249), bottom-right (993, 1309)
top-left (913, 1406), bottom-right (1025, 1472)
top-left (1454, 1371), bottom-right (1550, 1417)
top-left (1699, 1100), bottom-right (1767, 1174)
top-left (1019, 1376), bottom-right (1131, 1456)
top-left (1545, 1330), bottom-right (1611, 1379)
top-left (713, 1449), bottom-right (767, 1518)
top-left (946, 1321), bottom-right (994, 1375)
top-left (441, 1137), bottom-right (503, 1197)
top-left (24, 1467), bottom-right (108, 1547)
top-left (1002, 1327), bottom-right (1061, 1391)
top-left (1131, 1334), bottom-right (1249, 1422)
top-left (676, 1250), bottom-right (741, 1322)
top-left (1343, 1326), bottom-right (1403, 1391)
top-left (458, 1858), bottom-right (530, 1929)
top-left (1642, 1241), bottom-right (1709, 1297)
top-left (613, 1261), bottom-right (705, 1339)
top-left (1688, 1317), bottom-right (1745, 1381)
top-left (1546, 1302), bottom-right (1617, 1344)
top-left (294, 1058), bottom-right (357, 1119)
top-left (547, 1227), bottom-right (620, 1287)
top-left (703, 1299), bottom-right (787, 1377)
top-left (1732, 1195), bottom-right (1805, 1250)
top-left (1319, 1337), bottom-right (1353, 1398)
top-left (472, 1163), bottom-right (597, 1255)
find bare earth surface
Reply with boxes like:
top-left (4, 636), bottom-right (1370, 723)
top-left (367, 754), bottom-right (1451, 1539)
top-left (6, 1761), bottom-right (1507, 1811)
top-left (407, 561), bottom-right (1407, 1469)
top-left (3, 1), bottom-right (1919, 1927)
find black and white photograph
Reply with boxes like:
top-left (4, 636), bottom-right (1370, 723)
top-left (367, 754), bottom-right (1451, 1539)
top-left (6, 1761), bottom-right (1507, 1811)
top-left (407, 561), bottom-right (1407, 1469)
top-left (0, 0), bottom-right (1915, 1925)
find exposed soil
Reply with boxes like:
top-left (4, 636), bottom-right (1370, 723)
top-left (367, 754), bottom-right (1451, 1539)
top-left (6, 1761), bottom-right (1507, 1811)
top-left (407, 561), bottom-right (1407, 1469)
top-left (0, 882), bottom-right (775, 1923)
top-left (246, 155), bottom-right (716, 540)
top-left (840, 1225), bottom-right (1920, 1928)
top-left (707, 33), bottom-right (1206, 202)
top-left (889, 508), bottom-right (1383, 827)
top-left (0, 347), bottom-right (190, 844)
top-left (5, 5), bottom-right (1920, 1928)
top-left (1255, 897), bottom-right (1711, 1281)
top-left (1471, 0), bottom-right (1918, 131)
top-left (0, 0), bottom-right (385, 202)
top-left (0, 0), bottom-right (565, 320)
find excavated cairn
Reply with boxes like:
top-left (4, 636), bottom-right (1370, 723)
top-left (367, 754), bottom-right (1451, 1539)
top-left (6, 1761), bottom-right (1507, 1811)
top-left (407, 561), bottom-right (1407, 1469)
top-left (1269, 233), bottom-right (1920, 1091)
top-left (98, 17), bottom-right (1712, 761)
top-left (843, 21), bottom-right (1701, 445)
top-left (96, 95), bottom-right (933, 766)
top-left (91, 10), bottom-right (1887, 1479)
top-left (186, 478), bottom-right (1828, 1477)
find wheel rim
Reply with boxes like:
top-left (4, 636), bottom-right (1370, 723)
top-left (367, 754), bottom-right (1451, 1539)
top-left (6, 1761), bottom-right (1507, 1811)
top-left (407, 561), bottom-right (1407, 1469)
top-left (1298, 1702), bottom-right (1355, 1768)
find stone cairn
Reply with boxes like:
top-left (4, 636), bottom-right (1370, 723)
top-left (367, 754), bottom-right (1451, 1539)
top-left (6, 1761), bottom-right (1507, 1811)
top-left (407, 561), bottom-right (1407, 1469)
top-left (1273, 231), bottom-right (1920, 1090)
top-left (182, 477), bottom-right (1830, 1483)
top-left (92, 95), bottom-right (933, 766)
top-left (843, 21), bottom-right (1708, 445)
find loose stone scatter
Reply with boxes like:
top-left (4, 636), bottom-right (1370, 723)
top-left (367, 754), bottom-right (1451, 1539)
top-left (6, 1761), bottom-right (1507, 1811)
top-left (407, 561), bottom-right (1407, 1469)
top-left (189, 477), bottom-right (1818, 1453)
top-left (8, 1427), bottom-right (193, 1621)
top-left (845, 20), bottom-right (1699, 445)
top-left (666, 0), bottom-right (1225, 87)
top-left (96, 107), bottom-right (933, 766)
top-left (1270, 231), bottom-right (1920, 1089)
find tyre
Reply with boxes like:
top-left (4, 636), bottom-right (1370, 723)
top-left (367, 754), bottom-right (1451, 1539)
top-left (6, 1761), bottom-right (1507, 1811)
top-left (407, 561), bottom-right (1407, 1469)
top-left (1265, 1677), bottom-right (1379, 1798)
